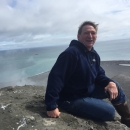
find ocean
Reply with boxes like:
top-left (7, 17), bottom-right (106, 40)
top-left (0, 39), bottom-right (130, 83)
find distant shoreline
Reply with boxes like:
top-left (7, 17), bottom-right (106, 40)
top-left (30, 70), bottom-right (50, 77)
top-left (0, 60), bottom-right (130, 88)
top-left (29, 60), bottom-right (130, 78)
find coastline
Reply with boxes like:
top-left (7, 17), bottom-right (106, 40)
top-left (0, 60), bottom-right (130, 88)
top-left (101, 60), bottom-right (130, 78)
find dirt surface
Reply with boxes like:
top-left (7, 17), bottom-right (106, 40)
top-left (1, 74), bottom-right (130, 130)
top-left (0, 60), bottom-right (130, 130)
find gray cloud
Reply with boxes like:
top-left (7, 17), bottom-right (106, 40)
top-left (0, 0), bottom-right (130, 50)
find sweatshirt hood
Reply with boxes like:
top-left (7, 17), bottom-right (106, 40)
top-left (69, 40), bottom-right (95, 53)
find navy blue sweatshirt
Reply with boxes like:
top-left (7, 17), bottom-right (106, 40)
top-left (45, 40), bottom-right (113, 111)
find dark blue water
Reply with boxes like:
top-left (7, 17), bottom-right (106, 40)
top-left (0, 39), bottom-right (130, 83)
top-left (95, 39), bottom-right (130, 61)
top-left (0, 45), bottom-right (67, 83)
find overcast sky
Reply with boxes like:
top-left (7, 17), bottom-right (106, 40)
top-left (0, 0), bottom-right (130, 50)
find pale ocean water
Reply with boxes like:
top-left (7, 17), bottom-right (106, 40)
top-left (0, 39), bottom-right (130, 83)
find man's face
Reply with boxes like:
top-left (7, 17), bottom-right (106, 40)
top-left (77, 25), bottom-right (97, 50)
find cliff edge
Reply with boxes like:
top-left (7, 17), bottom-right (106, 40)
top-left (0, 74), bottom-right (130, 130)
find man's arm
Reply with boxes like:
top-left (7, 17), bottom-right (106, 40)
top-left (95, 66), bottom-right (114, 87)
top-left (45, 51), bottom-right (77, 117)
top-left (95, 55), bottom-right (118, 100)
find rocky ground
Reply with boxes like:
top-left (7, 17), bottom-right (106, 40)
top-left (0, 74), bottom-right (130, 130)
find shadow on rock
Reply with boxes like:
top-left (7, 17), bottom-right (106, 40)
top-left (25, 99), bottom-right (48, 118)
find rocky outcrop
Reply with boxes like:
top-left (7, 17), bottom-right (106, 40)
top-left (0, 74), bottom-right (130, 130)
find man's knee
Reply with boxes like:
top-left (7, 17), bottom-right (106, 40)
top-left (104, 105), bottom-right (115, 121)
top-left (115, 81), bottom-right (124, 94)
top-left (115, 81), bottom-right (120, 89)
top-left (111, 81), bottom-right (127, 105)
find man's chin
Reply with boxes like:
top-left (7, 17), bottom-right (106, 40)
top-left (85, 45), bottom-right (93, 50)
top-left (86, 43), bottom-right (94, 47)
top-left (82, 42), bottom-right (94, 49)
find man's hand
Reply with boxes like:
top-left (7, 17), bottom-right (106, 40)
top-left (47, 108), bottom-right (60, 118)
top-left (104, 82), bottom-right (118, 100)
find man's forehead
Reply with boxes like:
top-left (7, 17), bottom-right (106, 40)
top-left (82, 25), bottom-right (96, 32)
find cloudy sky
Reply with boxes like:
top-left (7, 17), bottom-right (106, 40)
top-left (0, 0), bottom-right (130, 50)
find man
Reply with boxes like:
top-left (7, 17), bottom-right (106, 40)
top-left (45, 21), bottom-right (130, 127)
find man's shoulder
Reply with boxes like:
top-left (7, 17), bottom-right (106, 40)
top-left (92, 48), bottom-right (100, 57)
top-left (57, 46), bottom-right (80, 60)
top-left (65, 44), bottom-right (81, 55)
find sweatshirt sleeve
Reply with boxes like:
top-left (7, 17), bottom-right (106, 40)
top-left (95, 55), bottom-right (114, 87)
top-left (95, 66), bottom-right (114, 87)
top-left (45, 51), bottom-right (77, 111)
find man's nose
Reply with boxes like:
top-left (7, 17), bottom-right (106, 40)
top-left (88, 33), bottom-right (92, 38)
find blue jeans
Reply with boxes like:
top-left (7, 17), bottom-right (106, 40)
top-left (58, 82), bottom-right (127, 121)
